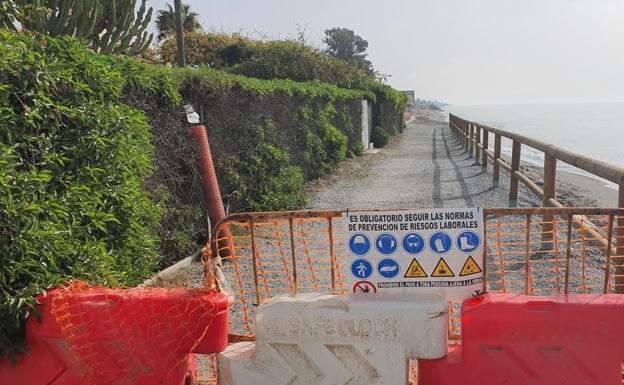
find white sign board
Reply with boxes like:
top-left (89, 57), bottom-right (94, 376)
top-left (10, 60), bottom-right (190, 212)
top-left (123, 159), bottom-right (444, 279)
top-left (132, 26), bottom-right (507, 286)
top-left (343, 208), bottom-right (484, 301)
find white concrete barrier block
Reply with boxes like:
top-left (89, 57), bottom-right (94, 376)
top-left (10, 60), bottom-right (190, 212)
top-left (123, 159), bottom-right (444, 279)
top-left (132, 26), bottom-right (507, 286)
top-left (218, 292), bottom-right (448, 385)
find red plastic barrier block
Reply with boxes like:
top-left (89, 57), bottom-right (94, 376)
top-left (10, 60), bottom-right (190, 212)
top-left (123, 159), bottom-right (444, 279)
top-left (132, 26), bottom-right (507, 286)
top-left (419, 293), bottom-right (624, 385)
top-left (0, 285), bottom-right (228, 385)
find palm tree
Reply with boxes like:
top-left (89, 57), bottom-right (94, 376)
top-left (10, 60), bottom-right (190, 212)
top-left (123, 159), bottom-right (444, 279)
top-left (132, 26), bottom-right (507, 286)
top-left (155, 3), bottom-right (201, 42)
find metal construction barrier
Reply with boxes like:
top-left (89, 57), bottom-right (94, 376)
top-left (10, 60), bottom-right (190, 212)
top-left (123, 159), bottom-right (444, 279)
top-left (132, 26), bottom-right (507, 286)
top-left (7, 207), bottom-right (621, 384)
top-left (201, 207), bottom-right (624, 383)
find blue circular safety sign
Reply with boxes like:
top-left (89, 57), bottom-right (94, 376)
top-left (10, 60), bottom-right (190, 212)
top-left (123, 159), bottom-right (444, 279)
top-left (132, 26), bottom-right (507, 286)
top-left (377, 258), bottom-right (400, 278)
top-left (402, 232), bottom-right (425, 254)
top-left (351, 258), bottom-right (373, 279)
top-left (456, 230), bottom-right (480, 253)
top-left (375, 233), bottom-right (398, 255)
top-left (429, 232), bottom-right (452, 254)
top-left (349, 233), bottom-right (371, 255)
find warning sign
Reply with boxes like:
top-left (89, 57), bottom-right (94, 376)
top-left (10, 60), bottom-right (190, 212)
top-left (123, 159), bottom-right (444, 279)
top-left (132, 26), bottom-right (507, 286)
top-left (404, 258), bottom-right (428, 278)
top-left (459, 256), bottom-right (482, 276)
top-left (431, 258), bottom-right (454, 277)
top-left (344, 208), bottom-right (484, 301)
top-left (353, 281), bottom-right (377, 293)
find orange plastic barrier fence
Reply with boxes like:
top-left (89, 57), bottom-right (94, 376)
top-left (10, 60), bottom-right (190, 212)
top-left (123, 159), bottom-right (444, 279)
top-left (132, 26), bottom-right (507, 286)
top-left (419, 293), bottom-right (624, 385)
top-left (202, 207), bottom-right (624, 384)
top-left (0, 281), bottom-right (228, 385)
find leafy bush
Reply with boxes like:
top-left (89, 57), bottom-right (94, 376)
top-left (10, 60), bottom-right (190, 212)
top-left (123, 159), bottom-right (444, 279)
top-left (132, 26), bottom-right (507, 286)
top-left (348, 142), bottom-right (365, 158)
top-left (221, 142), bottom-right (306, 212)
top-left (159, 32), bottom-right (371, 85)
top-left (371, 126), bottom-right (390, 148)
top-left (230, 40), bottom-right (370, 84)
top-left (159, 32), bottom-right (252, 68)
top-left (0, 32), bottom-right (165, 360)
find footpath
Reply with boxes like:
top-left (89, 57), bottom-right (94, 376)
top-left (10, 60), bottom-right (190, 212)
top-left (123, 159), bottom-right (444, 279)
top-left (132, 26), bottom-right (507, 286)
top-left (306, 113), bottom-right (539, 211)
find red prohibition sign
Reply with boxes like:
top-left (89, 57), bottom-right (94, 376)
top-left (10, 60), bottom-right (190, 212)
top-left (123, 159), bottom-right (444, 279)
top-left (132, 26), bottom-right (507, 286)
top-left (353, 280), bottom-right (377, 293)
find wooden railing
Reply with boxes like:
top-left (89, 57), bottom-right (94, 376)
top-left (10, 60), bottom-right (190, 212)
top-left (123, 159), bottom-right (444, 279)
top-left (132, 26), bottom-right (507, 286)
top-left (449, 114), bottom-right (624, 208)
top-left (448, 113), bottom-right (624, 292)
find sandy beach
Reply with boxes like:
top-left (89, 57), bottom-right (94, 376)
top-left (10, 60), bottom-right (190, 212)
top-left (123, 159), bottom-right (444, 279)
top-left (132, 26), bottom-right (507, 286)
top-left (554, 169), bottom-right (619, 208)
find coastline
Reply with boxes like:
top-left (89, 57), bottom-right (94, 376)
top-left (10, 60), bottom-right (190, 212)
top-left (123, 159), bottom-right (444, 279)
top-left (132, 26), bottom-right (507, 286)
top-left (550, 169), bottom-right (618, 208)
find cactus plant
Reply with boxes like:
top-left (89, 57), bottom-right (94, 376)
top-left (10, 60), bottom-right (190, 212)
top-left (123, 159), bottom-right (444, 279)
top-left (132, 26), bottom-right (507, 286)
top-left (0, 0), bottom-right (18, 30)
top-left (14, 0), bottom-right (153, 55)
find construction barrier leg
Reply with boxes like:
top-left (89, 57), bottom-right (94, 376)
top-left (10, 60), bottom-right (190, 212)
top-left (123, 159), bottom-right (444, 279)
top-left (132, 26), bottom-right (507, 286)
top-left (418, 293), bottom-right (624, 385)
top-left (218, 292), bottom-right (448, 385)
top-left (0, 283), bottom-right (228, 385)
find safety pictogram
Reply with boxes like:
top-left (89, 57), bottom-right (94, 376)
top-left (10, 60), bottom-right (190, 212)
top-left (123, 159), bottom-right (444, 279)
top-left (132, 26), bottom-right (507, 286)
top-left (375, 234), bottom-right (398, 254)
top-left (377, 258), bottom-right (400, 278)
top-left (429, 232), bottom-right (452, 254)
top-left (431, 258), bottom-right (455, 277)
top-left (353, 280), bottom-right (377, 293)
top-left (351, 259), bottom-right (373, 279)
top-left (402, 233), bottom-right (425, 254)
top-left (459, 256), bottom-right (482, 276)
top-left (349, 234), bottom-right (371, 255)
top-left (404, 258), bottom-right (428, 278)
top-left (456, 230), bottom-right (480, 253)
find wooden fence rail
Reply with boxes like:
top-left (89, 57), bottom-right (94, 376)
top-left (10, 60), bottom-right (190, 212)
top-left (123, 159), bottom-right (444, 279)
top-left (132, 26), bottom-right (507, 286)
top-left (448, 113), bottom-right (624, 291)
top-left (449, 113), bottom-right (624, 208)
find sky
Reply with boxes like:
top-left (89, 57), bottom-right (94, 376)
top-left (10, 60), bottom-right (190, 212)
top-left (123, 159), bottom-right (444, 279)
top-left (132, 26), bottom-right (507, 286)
top-left (144, 0), bottom-right (624, 106)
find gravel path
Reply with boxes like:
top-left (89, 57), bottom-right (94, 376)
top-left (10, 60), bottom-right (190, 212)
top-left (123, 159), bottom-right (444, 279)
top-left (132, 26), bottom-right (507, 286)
top-left (305, 113), bottom-right (541, 211)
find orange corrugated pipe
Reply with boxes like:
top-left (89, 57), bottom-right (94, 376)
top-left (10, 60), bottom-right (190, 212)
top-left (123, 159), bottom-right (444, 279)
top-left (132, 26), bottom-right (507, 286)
top-left (188, 125), bottom-right (232, 258)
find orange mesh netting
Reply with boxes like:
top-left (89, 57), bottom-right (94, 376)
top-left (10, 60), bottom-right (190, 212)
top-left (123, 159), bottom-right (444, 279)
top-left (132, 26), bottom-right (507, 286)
top-left (48, 281), bottom-right (228, 385)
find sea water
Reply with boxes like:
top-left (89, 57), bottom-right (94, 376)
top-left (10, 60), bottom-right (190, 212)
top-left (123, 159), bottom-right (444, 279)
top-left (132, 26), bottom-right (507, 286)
top-left (443, 102), bottom-right (624, 189)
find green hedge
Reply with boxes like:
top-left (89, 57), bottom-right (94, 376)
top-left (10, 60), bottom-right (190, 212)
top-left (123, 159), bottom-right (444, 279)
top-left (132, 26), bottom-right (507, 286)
top-left (0, 31), bottom-right (406, 360)
top-left (167, 67), bottom-right (366, 211)
top-left (0, 32), bottom-right (174, 360)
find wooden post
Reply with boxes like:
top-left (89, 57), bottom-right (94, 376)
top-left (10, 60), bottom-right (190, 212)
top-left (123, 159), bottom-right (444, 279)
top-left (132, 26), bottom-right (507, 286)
top-left (468, 124), bottom-right (474, 156)
top-left (474, 126), bottom-right (481, 164)
top-left (542, 154), bottom-right (557, 249)
top-left (493, 134), bottom-right (501, 186)
top-left (543, 154), bottom-right (557, 206)
top-left (509, 140), bottom-right (521, 207)
top-left (481, 129), bottom-right (489, 172)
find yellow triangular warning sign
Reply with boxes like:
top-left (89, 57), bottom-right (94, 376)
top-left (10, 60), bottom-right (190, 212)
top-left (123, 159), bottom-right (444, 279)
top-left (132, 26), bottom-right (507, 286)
top-left (459, 255), bottom-right (482, 276)
top-left (431, 258), bottom-right (455, 277)
top-left (404, 258), bottom-right (428, 278)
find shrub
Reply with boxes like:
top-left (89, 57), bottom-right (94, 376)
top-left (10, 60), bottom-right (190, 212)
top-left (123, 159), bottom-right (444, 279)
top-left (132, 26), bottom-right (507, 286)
top-left (348, 142), bottom-right (365, 158)
top-left (159, 32), bottom-right (252, 68)
top-left (371, 126), bottom-right (390, 148)
top-left (0, 32), bottom-right (164, 360)
top-left (221, 142), bottom-right (307, 212)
